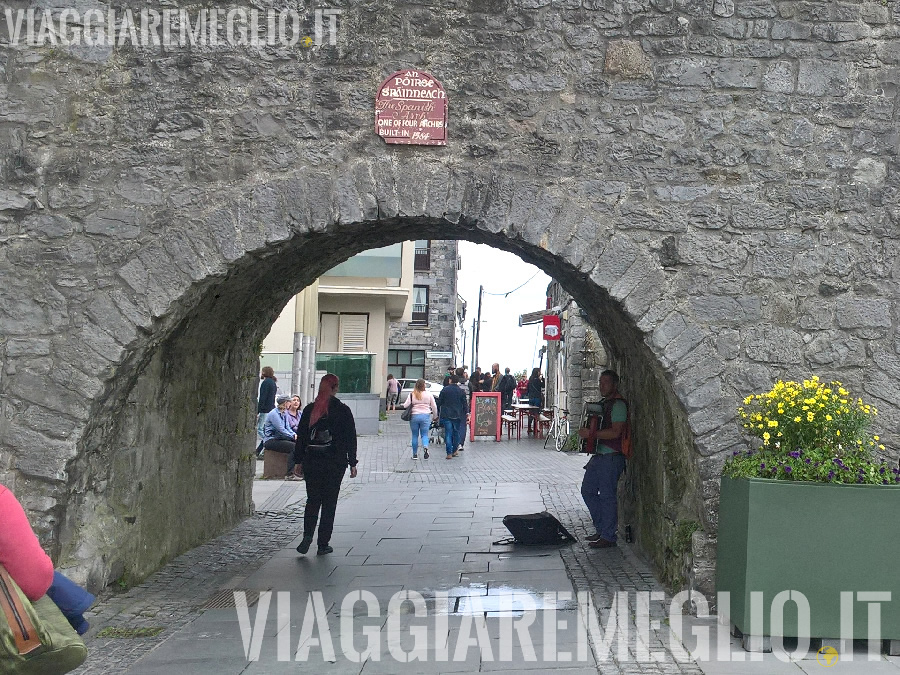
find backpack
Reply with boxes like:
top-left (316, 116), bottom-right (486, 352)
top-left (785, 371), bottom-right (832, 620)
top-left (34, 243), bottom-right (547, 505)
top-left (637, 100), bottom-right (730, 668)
top-left (581, 396), bottom-right (633, 460)
top-left (307, 418), bottom-right (335, 452)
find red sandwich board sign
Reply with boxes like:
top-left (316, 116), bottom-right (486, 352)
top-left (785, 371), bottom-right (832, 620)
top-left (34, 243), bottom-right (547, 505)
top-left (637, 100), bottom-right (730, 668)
top-left (470, 392), bottom-right (502, 442)
top-left (375, 69), bottom-right (447, 146)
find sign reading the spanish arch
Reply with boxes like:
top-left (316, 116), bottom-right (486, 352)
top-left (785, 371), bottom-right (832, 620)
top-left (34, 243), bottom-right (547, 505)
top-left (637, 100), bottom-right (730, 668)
top-left (375, 69), bottom-right (447, 146)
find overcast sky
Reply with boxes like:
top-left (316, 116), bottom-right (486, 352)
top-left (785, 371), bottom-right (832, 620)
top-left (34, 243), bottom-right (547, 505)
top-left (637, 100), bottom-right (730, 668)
top-left (456, 241), bottom-right (552, 375)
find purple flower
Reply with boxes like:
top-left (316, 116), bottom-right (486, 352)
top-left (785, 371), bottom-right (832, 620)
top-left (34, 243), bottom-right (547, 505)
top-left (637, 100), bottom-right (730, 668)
top-left (827, 471), bottom-right (835, 480)
top-left (805, 458), bottom-right (811, 464)
top-left (760, 463), bottom-right (766, 470)
top-left (789, 451), bottom-right (800, 458)
top-left (732, 451), bottom-right (740, 456)
top-left (784, 466), bottom-right (793, 474)
top-left (880, 467), bottom-right (886, 474)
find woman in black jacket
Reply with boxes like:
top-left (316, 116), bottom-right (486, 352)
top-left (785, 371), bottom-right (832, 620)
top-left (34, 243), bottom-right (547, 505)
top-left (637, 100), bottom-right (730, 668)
top-left (526, 367), bottom-right (544, 434)
top-left (292, 374), bottom-right (358, 555)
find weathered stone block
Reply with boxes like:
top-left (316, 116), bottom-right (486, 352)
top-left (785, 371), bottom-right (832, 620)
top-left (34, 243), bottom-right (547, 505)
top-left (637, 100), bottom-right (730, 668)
top-left (604, 40), bottom-right (652, 79)
top-left (744, 326), bottom-right (804, 364)
top-left (836, 297), bottom-right (892, 328)
top-left (797, 60), bottom-right (850, 96)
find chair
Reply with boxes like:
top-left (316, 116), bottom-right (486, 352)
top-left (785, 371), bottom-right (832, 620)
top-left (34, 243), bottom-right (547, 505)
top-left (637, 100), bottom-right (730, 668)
top-left (536, 413), bottom-right (552, 439)
top-left (501, 414), bottom-right (520, 441)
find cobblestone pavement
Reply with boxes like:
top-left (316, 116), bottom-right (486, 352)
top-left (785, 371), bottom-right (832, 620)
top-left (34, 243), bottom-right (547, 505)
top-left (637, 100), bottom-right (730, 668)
top-left (73, 415), bottom-right (708, 674)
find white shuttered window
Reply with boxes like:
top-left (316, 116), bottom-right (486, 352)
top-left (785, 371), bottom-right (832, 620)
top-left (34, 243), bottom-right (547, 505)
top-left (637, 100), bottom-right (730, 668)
top-left (339, 314), bottom-right (368, 352)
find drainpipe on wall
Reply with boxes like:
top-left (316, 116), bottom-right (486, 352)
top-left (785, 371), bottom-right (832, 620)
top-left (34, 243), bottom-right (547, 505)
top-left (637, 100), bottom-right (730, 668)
top-left (292, 332), bottom-right (304, 396)
top-left (304, 335), bottom-right (317, 401)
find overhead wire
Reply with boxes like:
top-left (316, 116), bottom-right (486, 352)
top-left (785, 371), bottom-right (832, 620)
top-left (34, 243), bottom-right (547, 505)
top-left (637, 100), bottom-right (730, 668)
top-left (482, 270), bottom-right (541, 297)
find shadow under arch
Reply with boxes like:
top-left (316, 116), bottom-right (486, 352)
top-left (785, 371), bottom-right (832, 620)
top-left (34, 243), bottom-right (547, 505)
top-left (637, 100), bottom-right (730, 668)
top-left (65, 214), bottom-right (701, 592)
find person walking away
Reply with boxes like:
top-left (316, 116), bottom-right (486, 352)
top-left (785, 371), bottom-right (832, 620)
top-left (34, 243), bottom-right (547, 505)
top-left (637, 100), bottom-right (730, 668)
top-left (578, 370), bottom-right (628, 548)
top-left (437, 374), bottom-right (468, 458)
top-left (402, 379), bottom-right (438, 459)
top-left (264, 394), bottom-right (301, 480)
top-left (526, 367), bottom-right (543, 433)
top-left (455, 367), bottom-right (470, 451)
top-left (293, 374), bottom-right (358, 555)
top-left (386, 374), bottom-right (399, 411)
top-left (256, 366), bottom-right (277, 457)
top-left (497, 367), bottom-right (517, 411)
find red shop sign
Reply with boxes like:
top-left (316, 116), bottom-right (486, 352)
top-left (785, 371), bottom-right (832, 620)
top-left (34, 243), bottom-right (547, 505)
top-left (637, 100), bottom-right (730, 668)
top-left (375, 69), bottom-right (447, 146)
top-left (543, 315), bottom-right (561, 341)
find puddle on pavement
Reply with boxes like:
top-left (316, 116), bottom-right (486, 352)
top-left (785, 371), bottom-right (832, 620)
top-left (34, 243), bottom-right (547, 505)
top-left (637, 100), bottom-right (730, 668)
top-left (405, 586), bottom-right (578, 616)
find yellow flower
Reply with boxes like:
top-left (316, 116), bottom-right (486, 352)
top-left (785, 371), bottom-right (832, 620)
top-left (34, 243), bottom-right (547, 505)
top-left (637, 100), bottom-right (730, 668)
top-left (836, 430), bottom-right (841, 436)
top-left (763, 432), bottom-right (771, 441)
top-left (825, 414), bottom-right (832, 421)
top-left (743, 396), bottom-right (752, 405)
top-left (768, 420), bottom-right (778, 428)
top-left (794, 416), bottom-right (801, 422)
top-left (879, 445), bottom-right (885, 450)
top-left (807, 412), bottom-right (815, 422)
top-left (874, 435), bottom-right (880, 441)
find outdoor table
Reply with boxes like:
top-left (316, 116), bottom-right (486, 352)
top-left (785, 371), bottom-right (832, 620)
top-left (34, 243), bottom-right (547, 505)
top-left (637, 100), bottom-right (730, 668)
top-left (511, 404), bottom-right (539, 435)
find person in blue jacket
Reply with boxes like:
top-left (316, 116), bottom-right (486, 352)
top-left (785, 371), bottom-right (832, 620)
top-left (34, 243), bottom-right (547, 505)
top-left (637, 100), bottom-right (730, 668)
top-left (437, 374), bottom-right (468, 458)
top-left (263, 394), bottom-right (301, 479)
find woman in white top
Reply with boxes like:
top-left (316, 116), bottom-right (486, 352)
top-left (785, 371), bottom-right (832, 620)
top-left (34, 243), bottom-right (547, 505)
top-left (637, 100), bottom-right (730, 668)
top-left (402, 379), bottom-right (438, 460)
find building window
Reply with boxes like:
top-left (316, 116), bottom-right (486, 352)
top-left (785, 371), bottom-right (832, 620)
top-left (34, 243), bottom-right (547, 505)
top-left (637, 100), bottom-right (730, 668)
top-left (411, 286), bottom-right (429, 325)
top-left (414, 240), bottom-right (431, 271)
top-left (388, 349), bottom-right (426, 380)
top-left (319, 313), bottom-right (369, 352)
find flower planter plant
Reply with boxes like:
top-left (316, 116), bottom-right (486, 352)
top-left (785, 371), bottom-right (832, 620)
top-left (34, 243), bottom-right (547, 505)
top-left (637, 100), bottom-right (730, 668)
top-left (717, 377), bottom-right (900, 651)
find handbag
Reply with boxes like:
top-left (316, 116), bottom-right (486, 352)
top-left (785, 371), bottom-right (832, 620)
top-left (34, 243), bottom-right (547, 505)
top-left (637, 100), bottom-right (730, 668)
top-left (0, 566), bottom-right (87, 675)
top-left (400, 405), bottom-right (412, 422)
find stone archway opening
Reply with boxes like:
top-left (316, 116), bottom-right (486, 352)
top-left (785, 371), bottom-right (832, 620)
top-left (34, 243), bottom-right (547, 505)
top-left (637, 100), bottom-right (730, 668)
top-left (63, 216), bottom-right (702, 594)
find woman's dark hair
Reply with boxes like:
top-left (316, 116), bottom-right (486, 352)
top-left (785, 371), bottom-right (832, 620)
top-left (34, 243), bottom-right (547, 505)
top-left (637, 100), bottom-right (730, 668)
top-left (530, 367), bottom-right (541, 380)
top-left (261, 366), bottom-right (275, 379)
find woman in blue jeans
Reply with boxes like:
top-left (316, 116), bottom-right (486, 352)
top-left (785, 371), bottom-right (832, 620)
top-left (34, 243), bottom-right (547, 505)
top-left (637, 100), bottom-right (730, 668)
top-left (402, 379), bottom-right (438, 459)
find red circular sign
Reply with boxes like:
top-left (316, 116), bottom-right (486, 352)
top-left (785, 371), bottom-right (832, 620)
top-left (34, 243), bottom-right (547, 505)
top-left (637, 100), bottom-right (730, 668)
top-left (375, 69), bottom-right (447, 146)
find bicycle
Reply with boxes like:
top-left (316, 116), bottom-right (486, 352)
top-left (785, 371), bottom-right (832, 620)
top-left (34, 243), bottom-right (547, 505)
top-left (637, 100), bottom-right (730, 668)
top-left (544, 405), bottom-right (579, 452)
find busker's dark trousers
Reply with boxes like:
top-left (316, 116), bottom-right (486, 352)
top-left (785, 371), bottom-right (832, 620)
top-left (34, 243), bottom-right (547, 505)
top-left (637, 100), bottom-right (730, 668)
top-left (302, 460), bottom-right (346, 546)
top-left (581, 453), bottom-right (626, 542)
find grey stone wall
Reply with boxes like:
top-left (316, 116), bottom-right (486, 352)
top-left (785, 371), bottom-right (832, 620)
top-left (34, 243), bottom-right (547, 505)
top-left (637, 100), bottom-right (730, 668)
top-left (0, 1), bottom-right (897, 593)
top-left (389, 240), bottom-right (459, 382)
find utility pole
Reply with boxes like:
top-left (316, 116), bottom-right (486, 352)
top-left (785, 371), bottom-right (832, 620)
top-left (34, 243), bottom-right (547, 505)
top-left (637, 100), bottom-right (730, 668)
top-left (473, 285), bottom-right (483, 370)
top-left (470, 317), bottom-right (476, 371)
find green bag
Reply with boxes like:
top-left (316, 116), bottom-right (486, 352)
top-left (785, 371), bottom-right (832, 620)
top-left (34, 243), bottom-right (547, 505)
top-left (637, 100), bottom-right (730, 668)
top-left (0, 566), bottom-right (87, 675)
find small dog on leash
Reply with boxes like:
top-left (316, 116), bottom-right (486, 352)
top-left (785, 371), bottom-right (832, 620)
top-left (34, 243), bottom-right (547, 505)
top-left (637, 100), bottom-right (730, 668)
top-left (429, 420), bottom-right (444, 445)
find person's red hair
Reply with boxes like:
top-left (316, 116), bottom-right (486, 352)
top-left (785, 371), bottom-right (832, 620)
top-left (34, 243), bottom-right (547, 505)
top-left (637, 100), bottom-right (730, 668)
top-left (309, 374), bottom-right (339, 426)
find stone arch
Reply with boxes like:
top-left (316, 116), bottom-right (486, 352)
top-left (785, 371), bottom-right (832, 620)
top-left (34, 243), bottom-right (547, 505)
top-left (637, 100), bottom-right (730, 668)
top-left (0, 0), bottom-right (897, 596)
top-left (25, 160), bottom-right (710, 590)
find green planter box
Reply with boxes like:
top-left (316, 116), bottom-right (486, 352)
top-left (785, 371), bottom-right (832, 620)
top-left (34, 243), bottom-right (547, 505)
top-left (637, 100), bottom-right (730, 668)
top-left (717, 476), bottom-right (900, 640)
